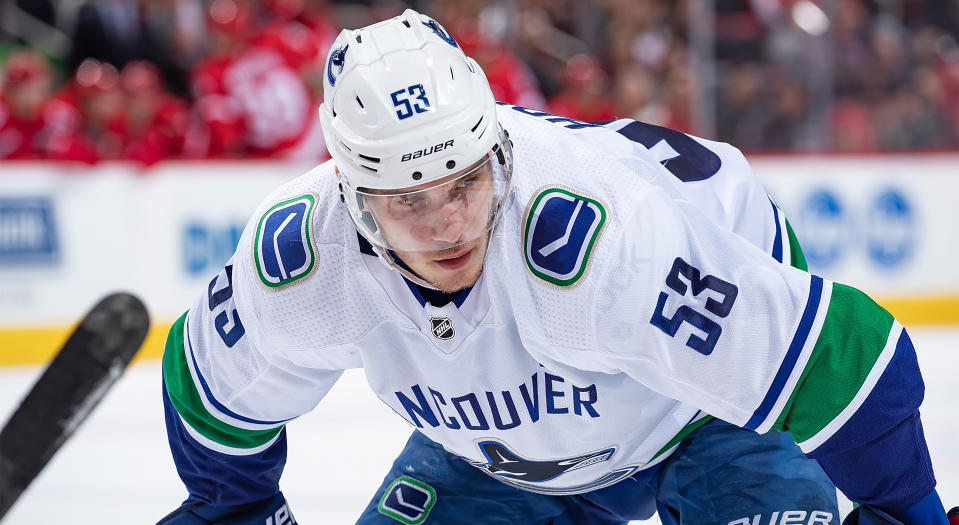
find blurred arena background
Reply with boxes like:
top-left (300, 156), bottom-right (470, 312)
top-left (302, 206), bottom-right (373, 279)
top-left (0, 0), bottom-right (957, 522)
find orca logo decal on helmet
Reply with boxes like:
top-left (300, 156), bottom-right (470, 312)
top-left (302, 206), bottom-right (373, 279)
top-left (327, 43), bottom-right (349, 86)
top-left (422, 19), bottom-right (457, 47)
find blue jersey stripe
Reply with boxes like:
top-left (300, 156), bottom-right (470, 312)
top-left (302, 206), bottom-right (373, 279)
top-left (186, 318), bottom-right (294, 426)
top-left (769, 199), bottom-right (783, 263)
top-left (162, 380), bottom-right (286, 505)
top-left (745, 275), bottom-right (823, 430)
top-left (807, 328), bottom-right (935, 514)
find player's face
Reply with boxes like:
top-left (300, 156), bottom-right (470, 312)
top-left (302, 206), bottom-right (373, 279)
top-left (362, 159), bottom-right (496, 292)
top-left (394, 231), bottom-right (490, 293)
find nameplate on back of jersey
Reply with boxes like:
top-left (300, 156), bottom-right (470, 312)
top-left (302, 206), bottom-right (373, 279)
top-left (254, 194), bottom-right (317, 288)
top-left (523, 186), bottom-right (607, 287)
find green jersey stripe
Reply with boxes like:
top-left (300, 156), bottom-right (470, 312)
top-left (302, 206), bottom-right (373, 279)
top-left (798, 322), bottom-right (904, 452)
top-left (649, 413), bottom-right (714, 464)
top-left (772, 284), bottom-right (896, 442)
top-left (753, 279), bottom-right (833, 434)
top-left (162, 312), bottom-right (284, 452)
top-left (176, 411), bottom-right (285, 456)
top-left (784, 218), bottom-right (807, 271)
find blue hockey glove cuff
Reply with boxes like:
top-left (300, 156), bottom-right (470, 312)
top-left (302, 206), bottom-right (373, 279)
top-left (842, 490), bottom-right (948, 525)
top-left (157, 491), bottom-right (296, 525)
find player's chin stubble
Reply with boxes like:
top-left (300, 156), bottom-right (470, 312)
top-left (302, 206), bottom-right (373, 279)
top-left (400, 236), bottom-right (489, 293)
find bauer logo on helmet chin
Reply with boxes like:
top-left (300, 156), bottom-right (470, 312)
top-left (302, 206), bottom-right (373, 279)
top-left (401, 139), bottom-right (454, 162)
top-left (422, 19), bottom-right (458, 47)
top-left (327, 43), bottom-right (349, 86)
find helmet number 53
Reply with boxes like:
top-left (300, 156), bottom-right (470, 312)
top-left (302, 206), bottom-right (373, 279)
top-left (391, 84), bottom-right (431, 120)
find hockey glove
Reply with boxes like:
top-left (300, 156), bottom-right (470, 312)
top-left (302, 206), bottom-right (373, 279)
top-left (842, 491), bottom-right (950, 525)
top-left (157, 491), bottom-right (296, 525)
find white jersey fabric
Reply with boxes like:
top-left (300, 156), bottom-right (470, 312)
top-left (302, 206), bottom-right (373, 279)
top-left (177, 104), bottom-right (817, 496)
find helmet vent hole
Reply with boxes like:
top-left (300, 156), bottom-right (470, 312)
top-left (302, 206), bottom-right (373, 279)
top-left (337, 140), bottom-right (351, 152)
top-left (358, 153), bottom-right (380, 163)
top-left (471, 116), bottom-right (483, 133)
top-left (360, 163), bottom-right (377, 172)
top-left (476, 127), bottom-right (487, 140)
top-left (446, 160), bottom-right (456, 169)
top-left (402, 20), bottom-right (411, 28)
top-left (412, 171), bottom-right (423, 180)
top-left (355, 34), bottom-right (362, 43)
top-left (449, 67), bottom-right (454, 80)
top-left (355, 96), bottom-right (365, 109)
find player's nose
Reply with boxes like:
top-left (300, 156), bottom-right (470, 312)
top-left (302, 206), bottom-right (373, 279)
top-left (424, 213), bottom-right (467, 244)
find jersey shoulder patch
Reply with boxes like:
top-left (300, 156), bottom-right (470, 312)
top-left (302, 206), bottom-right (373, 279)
top-left (523, 185), bottom-right (607, 288)
top-left (253, 193), bottom-right (317, 288)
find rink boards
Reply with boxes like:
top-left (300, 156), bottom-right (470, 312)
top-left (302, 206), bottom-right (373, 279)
top-left (1, 154), bottom-right (958, 365)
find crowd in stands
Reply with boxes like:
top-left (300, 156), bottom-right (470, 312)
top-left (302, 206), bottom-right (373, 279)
top-left (1, 0), bottom-right (957, 164)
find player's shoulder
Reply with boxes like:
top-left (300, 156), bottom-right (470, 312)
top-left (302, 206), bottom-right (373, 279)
top-left (225, 161), bottom-right (379, 354)
top-left (237, 159), bottom-right (364, 288)
top-left (495, 109), bottom-right (675, 318)
top-left (242, 159), bottom-right (347, 250)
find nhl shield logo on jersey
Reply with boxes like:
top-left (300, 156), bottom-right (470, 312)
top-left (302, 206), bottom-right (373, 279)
top-left (377, 476), bottom-right (436, 525)
top-left (429, 316), bottom-right (455, 340)
top-left (254, 194), bottom-right (317, 288)
top-left (523, 186), bottom-right (607, 287)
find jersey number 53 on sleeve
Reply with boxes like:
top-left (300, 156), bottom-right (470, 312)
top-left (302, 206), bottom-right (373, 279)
top-left (207, 264), bottom-right (246, 347)
top-left (650, 257), bottom-right (738, 355)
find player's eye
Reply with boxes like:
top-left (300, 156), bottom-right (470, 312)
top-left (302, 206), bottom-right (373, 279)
top-left (450, 175), bottom-right (478, 199)
top-left (388, 194), bottom-right (425, 217)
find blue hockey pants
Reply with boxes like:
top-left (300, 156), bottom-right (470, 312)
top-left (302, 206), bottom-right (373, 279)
top-left (357, 419), bottom-right (840, 525)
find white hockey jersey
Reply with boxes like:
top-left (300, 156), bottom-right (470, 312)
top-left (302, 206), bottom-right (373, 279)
top-left (162, 104), bottom-right (916, 503)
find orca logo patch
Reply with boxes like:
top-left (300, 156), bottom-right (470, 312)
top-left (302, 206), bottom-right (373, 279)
top-left (254, 194), bottom-right (316, 288)
top-left (327, 44), bottom-right (348, 86)
top-left (378, 476), bottom-right (436, 525)
top-left (468, 439), bottom-right (639, 495)
top-left (523, 186), bottom-right (607, 287)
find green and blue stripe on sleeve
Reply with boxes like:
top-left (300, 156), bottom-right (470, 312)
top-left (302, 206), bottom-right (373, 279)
top-left (162, 312), bottom-right (288, 455)
top-left (743, 278), bottom-right (912, 453)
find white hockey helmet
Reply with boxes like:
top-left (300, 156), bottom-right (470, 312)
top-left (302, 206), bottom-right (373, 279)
top-left (319, 9), bottom-right (513, 271)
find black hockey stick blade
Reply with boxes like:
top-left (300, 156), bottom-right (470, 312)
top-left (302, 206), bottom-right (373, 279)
top-left (0, 292), bottom-right (150, 519)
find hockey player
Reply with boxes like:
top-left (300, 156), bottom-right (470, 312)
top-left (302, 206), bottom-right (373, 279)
top-left (158, 10), bottom-right (949, 525)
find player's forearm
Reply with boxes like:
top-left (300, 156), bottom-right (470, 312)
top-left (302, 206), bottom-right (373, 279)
top-left (810, 411), bottom-right (944, 523)
top-left (776, 309), bottom-right (942, 522)
top-left (161, 314), bottom-right (289, 506)
top-left (162, 378), bottom-right (289, 506)
top-left (764, 282), bottom-right (942, 522)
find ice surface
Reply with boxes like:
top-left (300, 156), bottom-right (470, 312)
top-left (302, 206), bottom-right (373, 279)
top-left (1, 328), bottom-right (955, 524)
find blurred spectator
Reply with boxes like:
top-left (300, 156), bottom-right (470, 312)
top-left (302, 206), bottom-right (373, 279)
top-left (715, 63), bottom-right (767, 148)
top-left (454, 20), bottom-right (546, 110)
top-left (613, 63), bottom-right (669, 125)
top-left (139, 0), bottom-right (210, 98)
top-left (185, 0), bottom-right (328, 160)
top-left (4, 0), bottom-right (959, 163)
top-left (69, 0), bottom-right (148, 72)
top-left (547, 54), bottom-right (616, 122)
top-left (121, 61), bottom-right (191, 164)
top-left (0, 49), bottom-right (57, 159)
